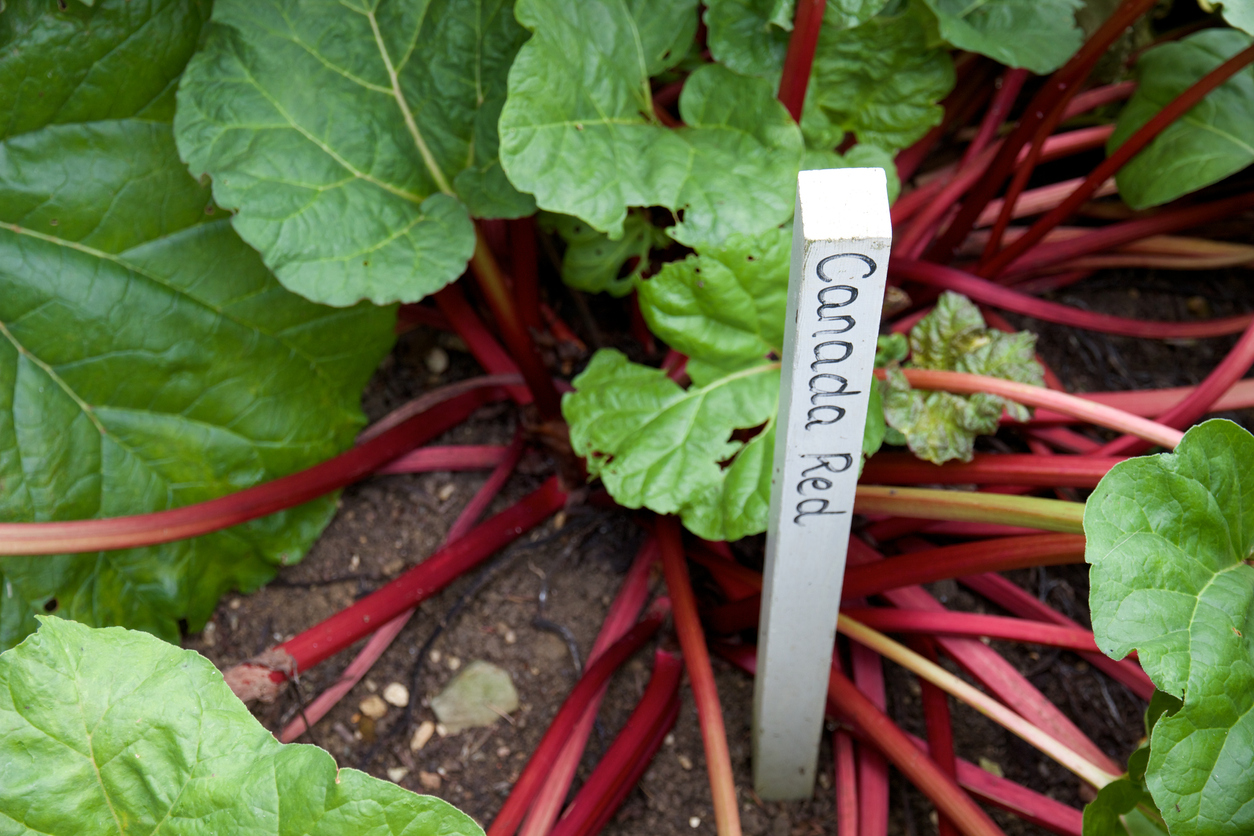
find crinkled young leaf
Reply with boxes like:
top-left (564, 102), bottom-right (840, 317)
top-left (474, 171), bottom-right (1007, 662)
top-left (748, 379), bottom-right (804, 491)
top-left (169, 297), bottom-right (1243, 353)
top-left (1083, 777), bottom-right (1168, 836)
top-left (1087, 420), bottom-right (1254, 836)
top-left (639, 227), bottom-right (791, 383)
top-left (499, 0), bottom-right (803, 247)
top-left (801, 5), bottom-right (954, 154)
top-left (176, 0), bottom-right (533, 307)
top-left (919, 0), bottom-right (1084, 74)
top-left (541, 211), bottom-right (670, 298)
top-left (0, 618), bottom-right (482, 836)
top-left (704, 0), bottom-right (890, 78)
top-left (882, 292), bottom-right (1042, 463)
top-left (1110, 29), bottom-right (1254, 210)
top-left (564, 349), bottom-right (779, 541)
top-left (0, 0), bottom-right (393, 650)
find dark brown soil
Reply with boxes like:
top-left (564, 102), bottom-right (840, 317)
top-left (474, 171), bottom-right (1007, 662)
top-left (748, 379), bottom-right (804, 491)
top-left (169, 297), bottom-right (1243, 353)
top-left (185, 266), bottom-right (1254, 836)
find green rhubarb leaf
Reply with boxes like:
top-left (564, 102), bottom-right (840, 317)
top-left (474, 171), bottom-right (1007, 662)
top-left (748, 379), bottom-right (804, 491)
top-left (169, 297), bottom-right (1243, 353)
top-left (704, 0), bottom-right (890, 78)
top-left (882, 292), bottom-right (1043, 464)
top-left (0, 617), bottom-right (482, 836)
top-left (1110, 29), bottom-right (1254, 210)
top-left (175, 0), bottom-right (533, 307)
top-left (541, 210), bottom-right (670, 298)
top-left (498, 0), bottom-right (803, 247)
top-left (565, 350), bottom-right (779, 542)
top-left (801, 4), bottom-right (955, 154)
top-left (0, 0), bottom-right (393, 650)
top-left (638, 227), bottom-right (791, 383)
top-left (919, 0), bottom-right (1084, 74)
top-left (1083, 777), bottom-right (1168, 836)
top-left (1086, 419), bottom-right (1254, 836)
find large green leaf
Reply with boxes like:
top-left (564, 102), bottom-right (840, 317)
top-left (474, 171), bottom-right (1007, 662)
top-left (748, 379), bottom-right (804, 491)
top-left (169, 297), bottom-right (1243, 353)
top-left (0, 617), bottom-right (482, 836)
top-left (1110, 29), bottom-right (1254, 210)
top-left (801, 4), bottom-right (954, 154)
top-left (176, 0), bottom-right (533, 307)
top-left (704, 0), bottom-right (890, 78)
top-left (882, 292), bottom-right (1042, 464)
top-left (498, 0), bottom-right (804, 248)
top-left (1203, 0), bottom-right (1254, 36)
top-left (1086, 420), bottom-right (1254, 836)
top-left (564, 349), bottom-right (780, 542)
top-left (0, 0), bottom-right (394, 650)
top-left (919, 0), bottom-right (1084, 74)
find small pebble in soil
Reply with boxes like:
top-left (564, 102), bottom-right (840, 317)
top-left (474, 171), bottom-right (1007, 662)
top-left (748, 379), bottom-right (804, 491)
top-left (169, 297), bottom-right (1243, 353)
top-left (429, 650), bottom-right (442, 664)
top-left (689, 817), bottom-right (701, 829)
top-left (229, 598), bottom-right (241, 610)
top-left (387, 767), bottom-right (409, 783)
top-left (384, 682), bottom-right (410, 707)
top-left (202, 621), bottom-right (217, 647)
top-left (365, 679), bottom-right (377, 693)
top-left (437, 483), bottom-right (456, 501)
top-left (359, 695), bottom-right (388, 719)
top-left (349, 555), bottom-right (360, 570)
top-left (677, 754), bottom-right (693, 771)
top-left (411, 721), bottom-right (436, 752)
top-left (665, 734), bottom-right (675, 746)
top-left (447, 656), bottom-right (462, 670)
top-left (425, 346), bottom-right (450, 374)
top-left (419, 771), bottom-right (442, 791)
top-left (496, 746), bottom-right (511, 758)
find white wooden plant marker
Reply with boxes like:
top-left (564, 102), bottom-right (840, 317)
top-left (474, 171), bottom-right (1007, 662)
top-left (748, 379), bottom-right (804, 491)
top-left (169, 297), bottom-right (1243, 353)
top-left (753, 168), bottom-right (892, 799)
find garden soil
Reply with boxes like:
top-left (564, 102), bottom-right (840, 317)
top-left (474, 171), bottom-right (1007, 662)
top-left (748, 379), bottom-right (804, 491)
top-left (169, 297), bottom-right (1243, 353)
top-left (185, 267), bottom-right (1254, 836)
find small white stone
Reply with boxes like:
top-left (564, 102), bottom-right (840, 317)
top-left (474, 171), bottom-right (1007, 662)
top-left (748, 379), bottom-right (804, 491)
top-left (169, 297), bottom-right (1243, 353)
top-left (437, 483), bottom-right (456, 501)
top-left (387, 767), bottom-right (409, 783)
top-left (358, 695), bottom-right (388, 720)
top-left (425, 346), bottom-right (450, 375)
top-left (665, 734), bottom-right (676, 747)
top-left (429, 649), bottom-right (442, 664)
top-left (446, 656), bottom-right (461, 671)
top-left (383, 682), bottom-right (410, 707)
top-left (689, 817), bottom-right (701, 829)
top-left (364, 679), bottom-right (377, 693)
top-left (410, 721), bottom-right (436, 752)
top-left (678, 754), bottom-right (693, 771)
top-left (504, 629), bottom-right (517, 645)
top-left (349, 554), bottom-right (360, 570)
top-left (436, 723), bottom-right (449, 737)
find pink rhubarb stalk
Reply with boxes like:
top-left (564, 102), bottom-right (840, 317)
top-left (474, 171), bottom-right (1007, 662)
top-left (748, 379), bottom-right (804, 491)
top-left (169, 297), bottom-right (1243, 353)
top-left (488, 601), bottom-right (671, 836)
top-left (375, 444), bottom-right (510, 475)
top-left (658, 517), bottom-right (742, 836)
top-left (861, 452), bottom-right (1121, 488)
top-left (519, 537), bottom-right (659, 836)
top-left (0, 383), bottom-right (511, 556)
top-left (776, 0), bottom-right (827, 122)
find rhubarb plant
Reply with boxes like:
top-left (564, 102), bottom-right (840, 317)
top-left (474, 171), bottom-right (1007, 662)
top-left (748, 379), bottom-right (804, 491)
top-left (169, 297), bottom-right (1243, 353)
top-left (0, 0), bottom-right (394, 651)
top-left (883, 292), bottom-right (1044, 464)
top-left (1086, 420), bottom-right (1254, 836)
top-left (0, 617), bottom-right (481, 836)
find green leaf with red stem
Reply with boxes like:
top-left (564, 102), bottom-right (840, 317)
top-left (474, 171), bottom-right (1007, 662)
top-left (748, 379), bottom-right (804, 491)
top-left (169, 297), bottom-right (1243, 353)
top-left (0, 617), bottom-right (483, 836)
top-left (1111, 29), bottom-right (1254, 210)
top-left (0, 0), bottom-right (394, 651)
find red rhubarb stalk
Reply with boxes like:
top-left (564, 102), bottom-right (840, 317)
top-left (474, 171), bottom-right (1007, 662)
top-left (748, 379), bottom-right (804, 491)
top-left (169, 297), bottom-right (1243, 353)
top-left (0, 383), bottom-right (511, 556)
top-left (913, 638), bottom-right (960, 836)
top-left (840, 608), bottom-right (1102, 653)
top-left (1026, 379), bottom-right (1254, 423)
top-left (488, 600), bottom-right (671, 836)
top-left (892, 257), bottom-right (1254, 339)
top-left (469, 228), bottom-right (563, 420)
top-left (851, 642), bottom-right (890, 836)
top-left (1099, 316), bottom-right (1254, 455)
top-left (509, 217), bottom-right (544, 333)
top-left (960, 68), bottom-right (1029, 167)
top-left (223, 477), bottom-right (566, 703)
top-left (861, 452), bottom-right (1122, 488)
top-left (958, 573), bottom-right (1154, 700)
top-left (658, 516), bottom-right (742, 836)
top-left (376, 444), bottom-right (510, 475)
top-left (927, 0), bottom-right (1160, 261)
top-left (983, 43), bottom-right (1254, 277)
top-left (280, 433), bottom-right (526, 742)
top-left (549, 649), bottom-right (684, 836)
top-left (434, 286), bottom-right (532, 404)
top-left (776, 0), bottom-right (827, 122)
top-left (519, 538), bottom-right (659, 836)
top-left (834, 725), bottom-right (859, 836)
